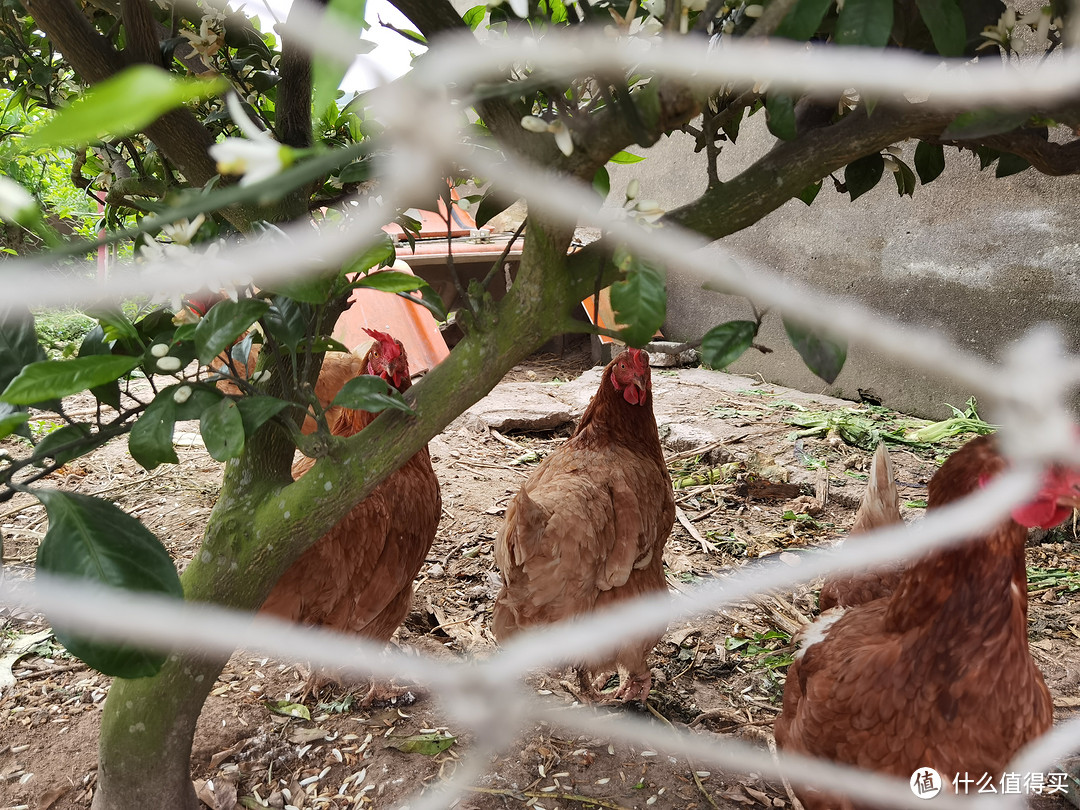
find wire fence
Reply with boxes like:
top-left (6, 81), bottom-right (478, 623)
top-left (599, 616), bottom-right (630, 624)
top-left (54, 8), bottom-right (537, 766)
top-left (2, 4), bottom-right (1080, 809)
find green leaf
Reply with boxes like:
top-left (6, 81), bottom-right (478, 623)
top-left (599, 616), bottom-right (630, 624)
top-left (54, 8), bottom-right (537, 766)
top-left (334, 375), bottom-right (415, 415)
top-left (194, 299), bottom-right (269, 365)
top-left (34, 423), bottom-right (93, 466)
top-left (26, 66), bottom-right (227, 149)
top-left (609, 150), bottom-right (645, 164)
top-left (835, 0), bottom-right (893, 46)
top-left (722, 106), bottom-right (745, 143)
top-left (914, 141), bottom-right (946, 183)
top-left (995, 152), bottom-right (1030, 178)
top-left (975, 146), bottom-right (1000, 170)
top-left (765, 93), bottom-right (797, 141)
top-left (592, 166), bottom-right (611, 200)
top-left (386, 733), bottom-right (456, 755)
top-left (892, 160), bottom-right (917, 196)
top-left (463, 5), bottom-right (487, 28)
top-left (346, 234), bottom-right (396, 276)
top-left (351, 271), bottom-right (426, 293)
top-left (266, 700), bottom-right (311, 720)
top-left (1, 355), bottom-right (141, 406)
top-left (34, 489), bottom-right (183, 678)
top-left (93, 308), bottom-right (140, 349)
top-left (942, 109), bottom-right (1029, 139)
top-left (783, 319), bottom-right (847, 383)
top-left (475, 193), bottom-right (516, 228)
top-left (312, 0), bottom-right (371, 116)
top-left (263, 297), bottom-right (309, 352)
top-left (915, 0), bottom-right (966, 55)
top-left (236, 396), bottom-right (291, 436)
top-left (775, 0), bottom-right (834, 39)
top-left (338, 160), bottom-right (371, 184)
top-left (200, 397), bottom-right (246, 461)
top-left (845, 153), bottom-right (885, 201)
top-left (0, 305), bottom-right (46, 393)
top-left (129, 395), bottom-right (180, 470)
top-left (0, 408), bottom-right (31, 440)
top-left (609, 252), bottom-right (666, 349)
top-left (400, 285), bottom-right (447, 322)
top-left (264, 270), bottom-right (340, 305)
top-left (129, 385), bottom-right (222, 470)
top-left (796, 180), bottom-right (822, 205)
top-left (297, 337), bottom-right (351, 355)
top-left (701, 321), bottom-right (758, 369)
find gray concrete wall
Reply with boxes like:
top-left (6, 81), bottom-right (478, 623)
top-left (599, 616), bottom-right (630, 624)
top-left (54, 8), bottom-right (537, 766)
top-left (607, 117), bottom-right (1080, 419)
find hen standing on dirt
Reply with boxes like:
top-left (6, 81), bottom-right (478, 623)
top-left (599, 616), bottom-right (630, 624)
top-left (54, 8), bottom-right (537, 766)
top-left (261, 329), bottom-right (441, 704)
top-left (775, 434), bottom-right (1080, 809)
top-left (493, 348), bottom-right (676, 703)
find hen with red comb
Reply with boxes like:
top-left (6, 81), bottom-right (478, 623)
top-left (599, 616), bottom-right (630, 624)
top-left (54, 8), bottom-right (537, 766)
top-left (261, 331), bottom-right (440, 705)
top-left (776, 433), bottom-right (1080, 809)
top-left (493, 348), bottom-right (675, 703)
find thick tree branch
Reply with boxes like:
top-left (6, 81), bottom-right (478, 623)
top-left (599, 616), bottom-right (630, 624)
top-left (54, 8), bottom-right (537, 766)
top-left (120, 0), bottom-right (162, 67)
top-left (276, 0), bottom-right (328, 149)
top-left (945, 131), bottom-right (1080, 176)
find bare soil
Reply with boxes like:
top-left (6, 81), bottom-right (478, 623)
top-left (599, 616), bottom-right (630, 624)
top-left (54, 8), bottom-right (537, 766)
top-left (1, 347), bottom-right (1078, 810)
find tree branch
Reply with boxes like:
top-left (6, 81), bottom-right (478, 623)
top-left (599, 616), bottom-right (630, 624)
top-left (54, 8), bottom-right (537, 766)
top-left (276, 0), bottom-right (328, 150)
top-left (120, 0), bottom-right (163, 67)
top-left (943, 130), bottom-right (1080, 176)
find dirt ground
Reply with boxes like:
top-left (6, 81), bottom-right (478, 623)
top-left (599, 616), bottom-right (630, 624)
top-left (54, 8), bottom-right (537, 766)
top-left (2, 343), bottom-right (1079, 810)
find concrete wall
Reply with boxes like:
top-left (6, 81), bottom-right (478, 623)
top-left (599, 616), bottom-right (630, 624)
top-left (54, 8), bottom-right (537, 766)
top-left (607, 117), bottom-right (1080, 419)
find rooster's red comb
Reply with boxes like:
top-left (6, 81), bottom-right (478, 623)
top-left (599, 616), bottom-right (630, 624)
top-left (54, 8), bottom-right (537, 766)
top-left (625, 347), bottom-right (648, 370)
top-left (363, 328), bottom-right (403, 359)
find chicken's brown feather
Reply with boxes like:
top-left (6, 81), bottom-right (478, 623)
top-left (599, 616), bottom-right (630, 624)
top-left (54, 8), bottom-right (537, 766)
top-left (493, 351), bottom-right (675, 698)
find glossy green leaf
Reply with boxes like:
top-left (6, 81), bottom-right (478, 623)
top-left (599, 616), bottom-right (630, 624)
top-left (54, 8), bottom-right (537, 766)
top-left (0, 409), bottom-right (30, 440)
top-left (338, 160), bottom-right (371, 184)
top-left (475, 193), bottom-right (516, 228)
top-left (609, 150), bottom-right (645, 164)
top-left (264, 270), bottom-right (340, 305)
top-left (995, 152), bottom-right (1030, 178)
top-left (835, 0), bottom-right (893, 46)
top-left (892, 160), bottom-right (917, 196)
top-left (722, 106), bottom-right (745, 143)
top-left (1, 355), bottom-right (141, 405)
top-left (610, 253), bottom-right (666, 349)
top-left (775, 0), bottom-right (834, 39)
top-left (297, 337), bottom-right (351, 355)
top-left (93, 308), bottom-right (140, 349)
top-left (34, 423), bottom-right (93, 466)
top-left (26, 66), bottom-right (227, 149)
top-left (334, 375), bottom-right (415, 415)
top-left (346, 234), bottom-right (396, 276)
top-left (200, 397), bottom-right (246, 461)
top-left (351, 271), bottom-right (426, 293)
top-left (845, 153), bottom-right (885, 201)
top-left (34, 489), bottom-right (183, 678)
top-left (942, 109), bottom-right (1029, 139)
top-left (194, 299), bottom-right (269, 365)
top-left (914, 141), bottom-right (946, 183)
top-left (701, 321), bottom-right (758, 369)
top-left (916, 0), bottom-right (966, 55)
top-left (236, 396), bottom-right (290, 436)
top-left (463, 5), bottom-right (487, 28)
top-left (263, 296), bottom-right (309, 351)
top-left (0, 305), bottom-right (46, 392)
top-left (976, 146), bottom-right (1000, 170)
top-left (129, 395), bottom-right (180, 470)
top-left (400, 285), bottom-right (447, 322)
top-left (783, 318), bottom-right (847, 383)
top-left (78, 325), bottom-right (122, 409)
top-left (592, 166), bottom-right (611, 200)
top-left (386, 733), bottom-right (457, 756)
top-left (765, 93), bottom-right (797, 141)
top-left (796, 180), bottom-right (822, 205)
top-left (130, 385), bottom-right (222, 470)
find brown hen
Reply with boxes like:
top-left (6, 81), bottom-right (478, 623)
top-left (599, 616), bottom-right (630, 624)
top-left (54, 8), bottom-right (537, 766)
top-left (493, 348), bottom-right (675, 703)
top-left (260, 329), bottom-right (441, 702)
top-left (818, 442), bottom-right (904, 611)
top-left (776, 434), bottom-right (1080, 809)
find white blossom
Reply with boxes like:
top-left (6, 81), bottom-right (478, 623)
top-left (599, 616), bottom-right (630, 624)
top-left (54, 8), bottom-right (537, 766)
top-left (0, 175), bottom-right (38, 224)
top-left (173, 385), bottom-right (193, 404)
top-left (159, 214), bottom-right (205, 246)
top-left (519, 115), bottom-right (574, 156)
top-left (150, 343), bottom-right (170, 358)
top-left (209, 94), bottom-right (292, 186)
top-left (157, 356), bottom-right (183, 372)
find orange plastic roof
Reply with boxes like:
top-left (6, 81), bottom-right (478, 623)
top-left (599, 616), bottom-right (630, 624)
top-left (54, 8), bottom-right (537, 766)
top-left (333, 266), bottom-right (449, 377)
top-left (581, 288), bottom-right (664, 345)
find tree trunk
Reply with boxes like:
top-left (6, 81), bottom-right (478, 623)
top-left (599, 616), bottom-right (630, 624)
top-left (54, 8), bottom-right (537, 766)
top-left (92, 652), bottom-right (227, 810)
